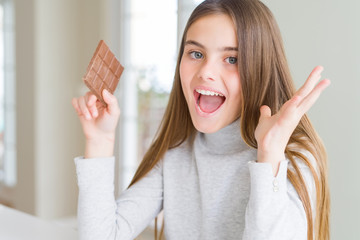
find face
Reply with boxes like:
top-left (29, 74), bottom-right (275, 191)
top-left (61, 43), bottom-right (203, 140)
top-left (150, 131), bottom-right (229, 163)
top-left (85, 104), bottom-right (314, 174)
top-left (180, 13), bottom-right (242, 133)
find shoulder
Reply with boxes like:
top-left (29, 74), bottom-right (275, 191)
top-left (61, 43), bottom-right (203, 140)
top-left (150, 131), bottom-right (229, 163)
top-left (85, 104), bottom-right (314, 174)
top-left (286, 143), bottom-right (320, 187)
top-left (166, 138), bottom-right (192, 155)
top-left (289, 150), bottom-right (316, 166)
top-left (286, 142), bottom-right (318, 174)
top-left (286, 147), bottom-right (318, 194)
top-left (285, 147), bottom-right (319, 211)
top-left (162, 138), bottom-right (193, 166)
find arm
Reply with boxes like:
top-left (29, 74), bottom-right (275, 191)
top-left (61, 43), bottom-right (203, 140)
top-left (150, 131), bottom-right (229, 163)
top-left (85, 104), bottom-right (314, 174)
top-left (244, 66), bottom-right (329, 238)
top-left (243, 154), bottom-right (316, 239)
top-left (75, 156), bottom-right (163, 240)
top-left (72, 90), bottom-right (163, 239)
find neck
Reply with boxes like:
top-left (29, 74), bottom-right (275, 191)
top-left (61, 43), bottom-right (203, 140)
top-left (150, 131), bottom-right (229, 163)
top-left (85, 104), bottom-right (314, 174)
top-left (198, 118), bottom-right (250, 154)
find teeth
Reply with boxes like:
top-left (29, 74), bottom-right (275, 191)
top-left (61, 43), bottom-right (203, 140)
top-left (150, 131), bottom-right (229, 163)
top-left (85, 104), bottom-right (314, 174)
top-left (196, 89), bottom-right (224, 97)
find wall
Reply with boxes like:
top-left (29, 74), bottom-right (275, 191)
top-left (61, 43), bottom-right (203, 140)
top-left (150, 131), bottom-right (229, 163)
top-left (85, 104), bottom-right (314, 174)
top-left (34, 0), bottom-right (83, 218)
top-left (263, 0), bottom-right (360, 239)
top-left (11, 0), bottom-right (114, 219)
top-left (14, 0), bottom-right (36, 214)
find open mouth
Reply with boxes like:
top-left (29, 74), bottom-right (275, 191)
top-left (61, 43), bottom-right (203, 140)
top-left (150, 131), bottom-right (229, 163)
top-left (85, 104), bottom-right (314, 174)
top-left (194, 88), bottom-right (226, 114)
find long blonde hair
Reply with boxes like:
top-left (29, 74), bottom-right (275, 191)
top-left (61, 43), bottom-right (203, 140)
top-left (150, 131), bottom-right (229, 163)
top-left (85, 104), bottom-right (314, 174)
top-left (129, 0), bottom-right (330, 239)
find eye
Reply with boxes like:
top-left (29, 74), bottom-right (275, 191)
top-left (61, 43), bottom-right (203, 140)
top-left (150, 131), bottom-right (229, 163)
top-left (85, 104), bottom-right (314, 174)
top-left (190, 51), bottom-right (203, 59)
top-left (226, 57), bottom-right (237, 64)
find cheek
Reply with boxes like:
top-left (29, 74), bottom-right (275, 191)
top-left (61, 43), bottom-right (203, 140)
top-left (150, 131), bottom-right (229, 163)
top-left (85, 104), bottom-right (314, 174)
top-left (227, 71), bottom-right (241, 93)
top-left (179, 60), bottom-right (185, 84)
top-left (179, 59), bottom-right (193, 91)
top-left (179, 61), bottom-right (191, 101)
top-left (228, 72), bottom-right (242, 107)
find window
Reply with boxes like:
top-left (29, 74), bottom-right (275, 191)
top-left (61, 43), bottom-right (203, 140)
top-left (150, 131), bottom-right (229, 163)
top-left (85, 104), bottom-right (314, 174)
top-left (116, 0), bottom-right (202, 237)
top-left (119, 0), bottom-right (178, 190)
top-left (119, 0), bottom-right (202, 190)
top-left (0, 0), bottom-right (15, 187)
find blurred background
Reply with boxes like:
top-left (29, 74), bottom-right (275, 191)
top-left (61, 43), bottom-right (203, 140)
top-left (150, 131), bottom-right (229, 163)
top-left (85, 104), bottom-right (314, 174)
top-left (0, 0), bottom-right (358, 239)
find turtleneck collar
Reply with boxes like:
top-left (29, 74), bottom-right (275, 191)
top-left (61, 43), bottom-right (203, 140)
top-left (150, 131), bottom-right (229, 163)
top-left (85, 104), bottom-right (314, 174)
top-left (197, 118), bottom-right (251, 155)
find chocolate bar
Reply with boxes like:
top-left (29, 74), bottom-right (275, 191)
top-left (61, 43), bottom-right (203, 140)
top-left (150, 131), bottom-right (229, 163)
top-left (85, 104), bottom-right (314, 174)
top-left (82, 40), bottom-right (124, 106)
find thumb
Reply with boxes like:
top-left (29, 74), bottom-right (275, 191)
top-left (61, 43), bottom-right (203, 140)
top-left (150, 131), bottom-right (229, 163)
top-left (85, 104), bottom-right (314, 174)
top-left (102, 89), bottom-right (120, 115)
top-left (259, 105), bottom-right (271, 120)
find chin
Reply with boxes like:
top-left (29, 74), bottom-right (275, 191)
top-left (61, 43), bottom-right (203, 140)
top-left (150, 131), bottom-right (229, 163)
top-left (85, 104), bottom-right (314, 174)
top-left (191, 117), bottom-right (222, 134)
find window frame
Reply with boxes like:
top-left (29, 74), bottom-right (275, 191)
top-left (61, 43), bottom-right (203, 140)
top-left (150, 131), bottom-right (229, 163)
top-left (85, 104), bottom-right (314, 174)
top-left (0, 0), bottom-right (16, 187)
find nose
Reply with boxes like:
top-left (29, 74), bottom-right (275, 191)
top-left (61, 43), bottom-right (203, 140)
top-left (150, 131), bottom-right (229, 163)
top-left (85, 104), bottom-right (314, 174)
top-left (197, 58), bottom-right (218, 82)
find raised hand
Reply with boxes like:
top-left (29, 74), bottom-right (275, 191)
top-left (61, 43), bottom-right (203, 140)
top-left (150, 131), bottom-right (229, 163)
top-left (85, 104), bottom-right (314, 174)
top-left (72, 89), bottom-right (121, 158)
top-left (254, 66), bottom-right (331, 175)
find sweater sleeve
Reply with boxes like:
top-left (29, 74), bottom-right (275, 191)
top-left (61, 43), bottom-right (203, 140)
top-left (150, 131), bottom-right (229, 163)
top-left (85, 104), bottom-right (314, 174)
top-left (74, 156), bottom-right (163, 240)
top-left (243, 153), bottom-right (316, 240)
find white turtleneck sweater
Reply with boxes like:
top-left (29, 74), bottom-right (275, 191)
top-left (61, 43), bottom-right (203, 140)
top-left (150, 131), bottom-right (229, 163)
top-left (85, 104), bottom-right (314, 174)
top-left (74, 119), bottom-right (316, 240)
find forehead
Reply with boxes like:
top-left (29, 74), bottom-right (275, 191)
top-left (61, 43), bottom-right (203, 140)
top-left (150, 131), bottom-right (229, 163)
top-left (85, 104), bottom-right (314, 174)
top-left (186, 14), bottom-right (237, 47)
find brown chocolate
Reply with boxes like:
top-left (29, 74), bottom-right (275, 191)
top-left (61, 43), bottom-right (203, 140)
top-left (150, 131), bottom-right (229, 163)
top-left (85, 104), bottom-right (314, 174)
top-left (82, 40), bottom-right (124, 106)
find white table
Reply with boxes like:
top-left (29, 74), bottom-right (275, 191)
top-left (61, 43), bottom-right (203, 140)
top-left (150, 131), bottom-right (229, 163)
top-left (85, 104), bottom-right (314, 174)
top-left (0, 204), bottom-right (78, 240)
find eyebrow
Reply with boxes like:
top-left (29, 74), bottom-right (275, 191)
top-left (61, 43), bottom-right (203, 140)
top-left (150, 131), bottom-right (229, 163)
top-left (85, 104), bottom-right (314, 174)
top-left (184, 40), bottom-right (238, 52)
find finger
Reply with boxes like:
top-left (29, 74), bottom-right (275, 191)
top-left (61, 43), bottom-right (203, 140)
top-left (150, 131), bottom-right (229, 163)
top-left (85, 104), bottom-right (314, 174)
top-left (86, 94), bottom-right (99, 118)
top-left (102, 89), bottom-right (120, 116)
top-left (259, 105), bottom-right (271, 120)
top-left (84, 92), bottom-right (97, 106)
top-left (78, 96), bottom-right (92, 120)
top-left (72, 98), bottom-right (90, 126)
top-left (282, 94), bottom-right (303, 110)
top-left (296, 66), bottom-right (324, 98)
top-left (71, 98), bottom-right (82, 116)
top-left (86, 93), bottom-right (97, 105)
top-left (297, 79), bottom-right (331, 114)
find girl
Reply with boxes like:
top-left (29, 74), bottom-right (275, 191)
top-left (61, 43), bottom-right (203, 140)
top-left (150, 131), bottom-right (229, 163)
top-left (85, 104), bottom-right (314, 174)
top-left (72, 0), bottom-right (330, 239)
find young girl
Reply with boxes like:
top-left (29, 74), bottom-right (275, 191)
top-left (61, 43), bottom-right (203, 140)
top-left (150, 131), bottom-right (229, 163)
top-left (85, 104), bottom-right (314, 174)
top-left (72, 0), bottom-right (330, 239)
